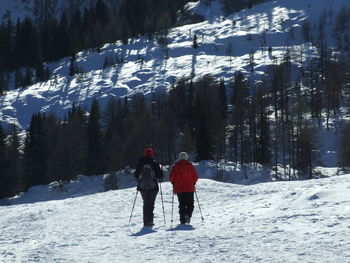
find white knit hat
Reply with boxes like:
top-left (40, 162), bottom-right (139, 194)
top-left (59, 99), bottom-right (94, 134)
top-left (179, 152), bottom-right (189, 160)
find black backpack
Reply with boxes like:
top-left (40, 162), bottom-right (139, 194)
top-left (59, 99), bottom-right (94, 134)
top-left (139, 164), bottom-right (157, 190)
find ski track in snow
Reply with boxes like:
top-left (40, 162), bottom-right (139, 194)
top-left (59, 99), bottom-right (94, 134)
top-left (1, 175), bottom-right (349, 263)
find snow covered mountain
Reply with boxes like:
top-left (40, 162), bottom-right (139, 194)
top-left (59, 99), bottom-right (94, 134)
top-left (1, 171), bottom-right (349, 262)
top-left (1, 0), bottom-right (349, 130)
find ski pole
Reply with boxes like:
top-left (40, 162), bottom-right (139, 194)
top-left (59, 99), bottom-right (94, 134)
top-left (158, 179), bottom-right (166, 225)
top-left (195, 189), bottom-right (204, 221)
top-left (170, 192), bottom-right (174, 228)
top-left (129, 189), bottom-right (138, 224)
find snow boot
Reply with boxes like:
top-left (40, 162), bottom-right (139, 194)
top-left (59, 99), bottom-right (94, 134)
top-left (144, 221), bottom-right (154, 227)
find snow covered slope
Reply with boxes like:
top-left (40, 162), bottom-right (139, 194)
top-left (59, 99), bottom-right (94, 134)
top-left (1, 174), bottom-right (349, 262)
top-left (1, 0), bottom-right (349, 129)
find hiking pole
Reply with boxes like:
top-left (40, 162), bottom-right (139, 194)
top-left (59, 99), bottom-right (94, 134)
top-left (194, 189), bottom-right (204, 221)
top-left (158, 179), bottom-right (166, 225)
top-left (170, 192), bottom-right (174, 228)
top-left (129, 189), bottom-right (138, 224)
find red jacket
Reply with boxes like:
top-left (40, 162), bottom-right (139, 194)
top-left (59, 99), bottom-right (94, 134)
top-left (169, 160), bottom-right (199, 194)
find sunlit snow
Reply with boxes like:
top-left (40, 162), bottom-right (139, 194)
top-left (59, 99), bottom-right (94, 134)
top-left (1, 167), bottom-right (349, 262)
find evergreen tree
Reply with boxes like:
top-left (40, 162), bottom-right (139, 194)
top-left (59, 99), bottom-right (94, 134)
top-left (167, 78), bottom-right (189, 132)
top-left (7, 125), bottom-right (23, 196)
top-left (41, 16), bottom-right (59, 62)
top-left (95, 0), bottom-right (110, 27)
top-left (230, 71), bottom-right (249, 164)
top-left (216, 78), bottom-right (228, 161)
top-left (122, 93), bottom-right (156, 166)
top-left (255, 88), bottom-right (271, 165)
top-left (219, 78), bottom-right (228, 120)
top-left (180, 124), bottom-right (195, 156)
top-left (15, 69), bottom-right (25, 89)
top-left (302, 20), bottom-right (312, 42)
top-left (56, 13), bottom-right (70, 59)
top-left (295, 122), bottom-right (317, 179)
top-left (154, 93), bottom-right (177, 164)
top-left (185, 80), bottom-right (195, 134)
top-left (339, 123), bottom-right (350, 169)
top-left (86, 98), bottom-right (105, 176)
top-left (36, 61), bottom-right (46, 82)
top-left (24, 68), bottom-right (34, 87)
top-left (57, 105), bottom-right (87, 181)
top-left (69, 10), bottom-right (83, 55)
top-left (103, 97), bottom-right (124, 172)
top-left (0, 124), bottom-right (10, 199)
top-left (196, 110), bottom-right (213, 160)
top-left (42, 114), bottom-right (61, 183)
top-left (24, 113), bottom-right (48, 189)
top-left (0, 20), bottom-right (14, 71)
top-left (194, 75), bottom-right (225, 161)
top-left (0, 72), bottom-right (8, 96)
top-left (13, 18), bottom-right (41, 69)
top-left (248, 0), bottom-right (253, 9)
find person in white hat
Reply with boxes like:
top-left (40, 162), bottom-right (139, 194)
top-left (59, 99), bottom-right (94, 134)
top-left (169, 152), bottom-right (199, 224)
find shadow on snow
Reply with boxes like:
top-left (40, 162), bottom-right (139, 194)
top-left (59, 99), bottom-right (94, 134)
top-left (130, 226), bottom-right (157, 236)
top-left (167, 224), bottom-right (195, 231)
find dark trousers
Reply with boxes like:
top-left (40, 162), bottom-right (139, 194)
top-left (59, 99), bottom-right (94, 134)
top-left (140, 190), bottom-right (158, 225)
top-left (177, 192), bottom-right (194, 224)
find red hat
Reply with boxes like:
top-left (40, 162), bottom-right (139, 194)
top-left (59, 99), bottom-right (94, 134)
top-left (144, 148), bottom-right (154, 158)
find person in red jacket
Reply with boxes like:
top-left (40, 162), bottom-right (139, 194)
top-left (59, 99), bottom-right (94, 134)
top-left (169, 152), bottom-right (199, 224)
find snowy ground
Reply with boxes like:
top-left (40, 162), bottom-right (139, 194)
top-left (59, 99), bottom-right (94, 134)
top-left (1, 173), bottom-right (349, 263)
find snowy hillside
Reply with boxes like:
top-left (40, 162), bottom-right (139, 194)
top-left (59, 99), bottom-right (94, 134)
top-left (1, 174), bottom-right (349, 262)
top-left (1, 0), bottom-right (349, 130)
